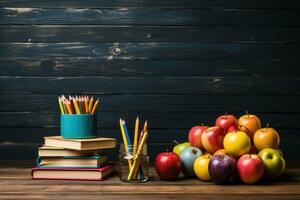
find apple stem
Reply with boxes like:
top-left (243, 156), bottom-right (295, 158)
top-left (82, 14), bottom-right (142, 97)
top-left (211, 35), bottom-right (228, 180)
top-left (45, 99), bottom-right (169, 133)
top-left (249, 154), bottom-right (252, 159)
top-left (173, 140), bottom-right (179, 144)
top-left (266, 123), bottom-right (269, 130)
top-left (201, 123), bottom-right (204, 126)
top-left (225, 112), bottom-right (227, 117)
top-left (220, 155), bottom-right (225, 161)
top-left (245, 110), bottom-right (249, 117)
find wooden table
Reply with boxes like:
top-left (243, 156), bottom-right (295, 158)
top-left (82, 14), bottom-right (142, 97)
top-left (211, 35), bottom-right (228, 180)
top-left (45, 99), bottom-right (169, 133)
top-left (0, 161), bottom-right (299, 199)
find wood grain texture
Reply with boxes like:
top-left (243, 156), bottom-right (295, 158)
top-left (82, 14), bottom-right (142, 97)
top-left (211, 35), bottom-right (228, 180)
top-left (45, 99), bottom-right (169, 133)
top-left (1, 94), bottom-right (300, 112)
top-left (1, 77), bottom-right (300, 95)
top-left (1, 43), bottom-right (299, 60)
top-left (2, 25), bottom-right (300, 43)
top-left (0, 165), bottom-right (299, 199)
top-left (0, 194), bottom-right (298, 200)
top-left (1, 59), bottom-right (300, 77)
top-left (1, 0), bottom-right (300, 8)
top-left (1, 8), bottom-right (300, 26)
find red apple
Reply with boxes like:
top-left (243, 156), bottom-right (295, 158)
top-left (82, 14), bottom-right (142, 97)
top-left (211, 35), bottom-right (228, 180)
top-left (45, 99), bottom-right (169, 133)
top-left (155, 152), bottom-right (182, 181)
top-left (201, 126), bottom-right (226, 154)
top-left (237, 154), bottom-right (264, 184)
top-left (188, 125), bottom-right (209, 149)
top-left (228, 125), bottom-right (238, 133)
top-left (215, 114), bottom-right (238, 132)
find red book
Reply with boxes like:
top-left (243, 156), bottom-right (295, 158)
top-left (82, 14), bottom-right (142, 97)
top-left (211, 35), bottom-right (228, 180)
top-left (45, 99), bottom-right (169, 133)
top-left (32, 165), bottom-right (114, 181)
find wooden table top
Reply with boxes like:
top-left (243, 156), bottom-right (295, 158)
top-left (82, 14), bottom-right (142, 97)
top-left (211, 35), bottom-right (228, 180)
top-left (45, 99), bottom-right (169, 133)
top-left (0, 161), bottom-right (299, 200)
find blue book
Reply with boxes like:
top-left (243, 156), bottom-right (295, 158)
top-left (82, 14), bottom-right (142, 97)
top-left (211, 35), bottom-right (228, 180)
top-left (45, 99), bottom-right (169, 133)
top-left (36, 155), bottom-right (107, 168)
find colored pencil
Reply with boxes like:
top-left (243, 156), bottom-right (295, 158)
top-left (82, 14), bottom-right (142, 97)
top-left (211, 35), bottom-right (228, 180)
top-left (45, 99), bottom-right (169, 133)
top-left (80, 96), bottom-right (85, 113)
top-left (58, 95), bottom-right (100, 115)
top-left (137, 120), bottom-right (147, 180)
top-left (65, 100), bottom-right (73, 114)
top-left (58, 97), bottom-right (65, 114)
top-left (122, 119), bottom-right (133, 166)
top-left (88, 96), bottom-right (94, 114)
top-left (128, 131), bottom-right (148, 180)
top-left (133, 117), bottom-right (139, 156)
top-left (91, 98), bottom-right (100, 114)
top-left (68, 97), bottom-right (75, 114)
top-left (73, 98), bottom-right (81, 114)
top-left (85, 96), bottom-right (89, 114)
top-left (122, 119), bottom-right (131, 147)
top-left (143, 120), bottom-right (148, 133)
top-left (119, 118), bottom-right (132, 168)
top-left (77, 96), bottom-right (82, 113)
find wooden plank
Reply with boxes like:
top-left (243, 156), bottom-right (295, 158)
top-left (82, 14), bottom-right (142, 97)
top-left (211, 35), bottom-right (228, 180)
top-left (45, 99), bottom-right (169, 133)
top-left (1, 0), bottom-right (300, 8)
top-left (0, 111), bottom-right (299, 128)
top-left (2, 25), bottom-right (300, 43)
top-left (1, 59), bottom-right (299, 77)
top-left (2, 180), bottom-right (300, 195)
top-left (0, 77), bottom-right (300, 95)
top-left (0, 166), bottom-right (299, 199)
top-left (0, 8), bottom-right (299, 26)
top-left (0, 194), bottom-right (299, 200)
top-left (1, 94), bottom-right (300, 113)
top-left (1, 43), bottom-right (299, 60)
top-left (0, 179), bottom-right (300, 194)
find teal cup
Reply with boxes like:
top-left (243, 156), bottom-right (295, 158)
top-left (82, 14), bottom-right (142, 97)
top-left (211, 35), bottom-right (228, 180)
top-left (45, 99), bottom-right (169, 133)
top-left (60, 114), bottom-right (97, 139)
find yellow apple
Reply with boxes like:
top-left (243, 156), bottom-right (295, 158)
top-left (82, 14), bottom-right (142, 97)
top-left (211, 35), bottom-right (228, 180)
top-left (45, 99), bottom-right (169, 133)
top-left (238, 114), bottom-right (261, 138)
top-left (254, 126), bottom-right (280, 151)
top-left (224, 131), bottom-right (251, 157)
top-left (194, 154), bottom-right (212, 181)
top-left (213, 149), bottom-right (226, 156)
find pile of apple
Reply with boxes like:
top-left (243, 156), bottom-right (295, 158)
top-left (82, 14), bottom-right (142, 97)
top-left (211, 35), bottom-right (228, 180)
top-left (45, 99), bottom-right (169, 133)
top-left (155, 113), bottom-right (285, 184)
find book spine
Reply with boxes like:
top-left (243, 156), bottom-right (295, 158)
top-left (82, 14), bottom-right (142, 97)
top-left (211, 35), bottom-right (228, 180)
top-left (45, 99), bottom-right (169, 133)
top-left (32, 177), bottom-right (104, 181)
top-left (36, 157), bottom-right (42, 167)
top-left (37, 165), bottom-right (103, 169)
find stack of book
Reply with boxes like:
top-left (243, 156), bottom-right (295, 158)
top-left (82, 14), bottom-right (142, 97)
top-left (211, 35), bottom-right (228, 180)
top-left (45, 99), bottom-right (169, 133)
top-left (32, 136), bottom-right (116, 181)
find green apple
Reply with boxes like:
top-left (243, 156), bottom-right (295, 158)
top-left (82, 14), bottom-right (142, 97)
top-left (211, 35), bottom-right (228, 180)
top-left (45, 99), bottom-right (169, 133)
top-left (276, 149), bottom-right (284, 157)
top-left (258, 148), bottom-right (285, 179)
top-left (173, 141), bottom-right (191, 156)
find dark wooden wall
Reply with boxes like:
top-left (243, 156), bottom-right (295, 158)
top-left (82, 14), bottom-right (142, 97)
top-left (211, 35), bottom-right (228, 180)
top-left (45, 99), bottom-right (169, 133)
top-left (0, 1), bottom-right (300, 164)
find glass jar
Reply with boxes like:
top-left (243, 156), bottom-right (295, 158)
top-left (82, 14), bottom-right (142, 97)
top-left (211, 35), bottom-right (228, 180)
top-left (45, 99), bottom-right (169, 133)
top-left (118, 144), bottom-right (149, 182)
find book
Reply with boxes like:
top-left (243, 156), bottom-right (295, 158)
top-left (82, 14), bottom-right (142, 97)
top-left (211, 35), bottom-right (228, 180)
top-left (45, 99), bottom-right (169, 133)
top-left (38, 146), bottom-right (101, 157)
top-left (32, 165), bottom-right (113, 181)
top-left (44, 136), bottom-right (116, 150)
top-left (37, 155), bottom-right (107, 168)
